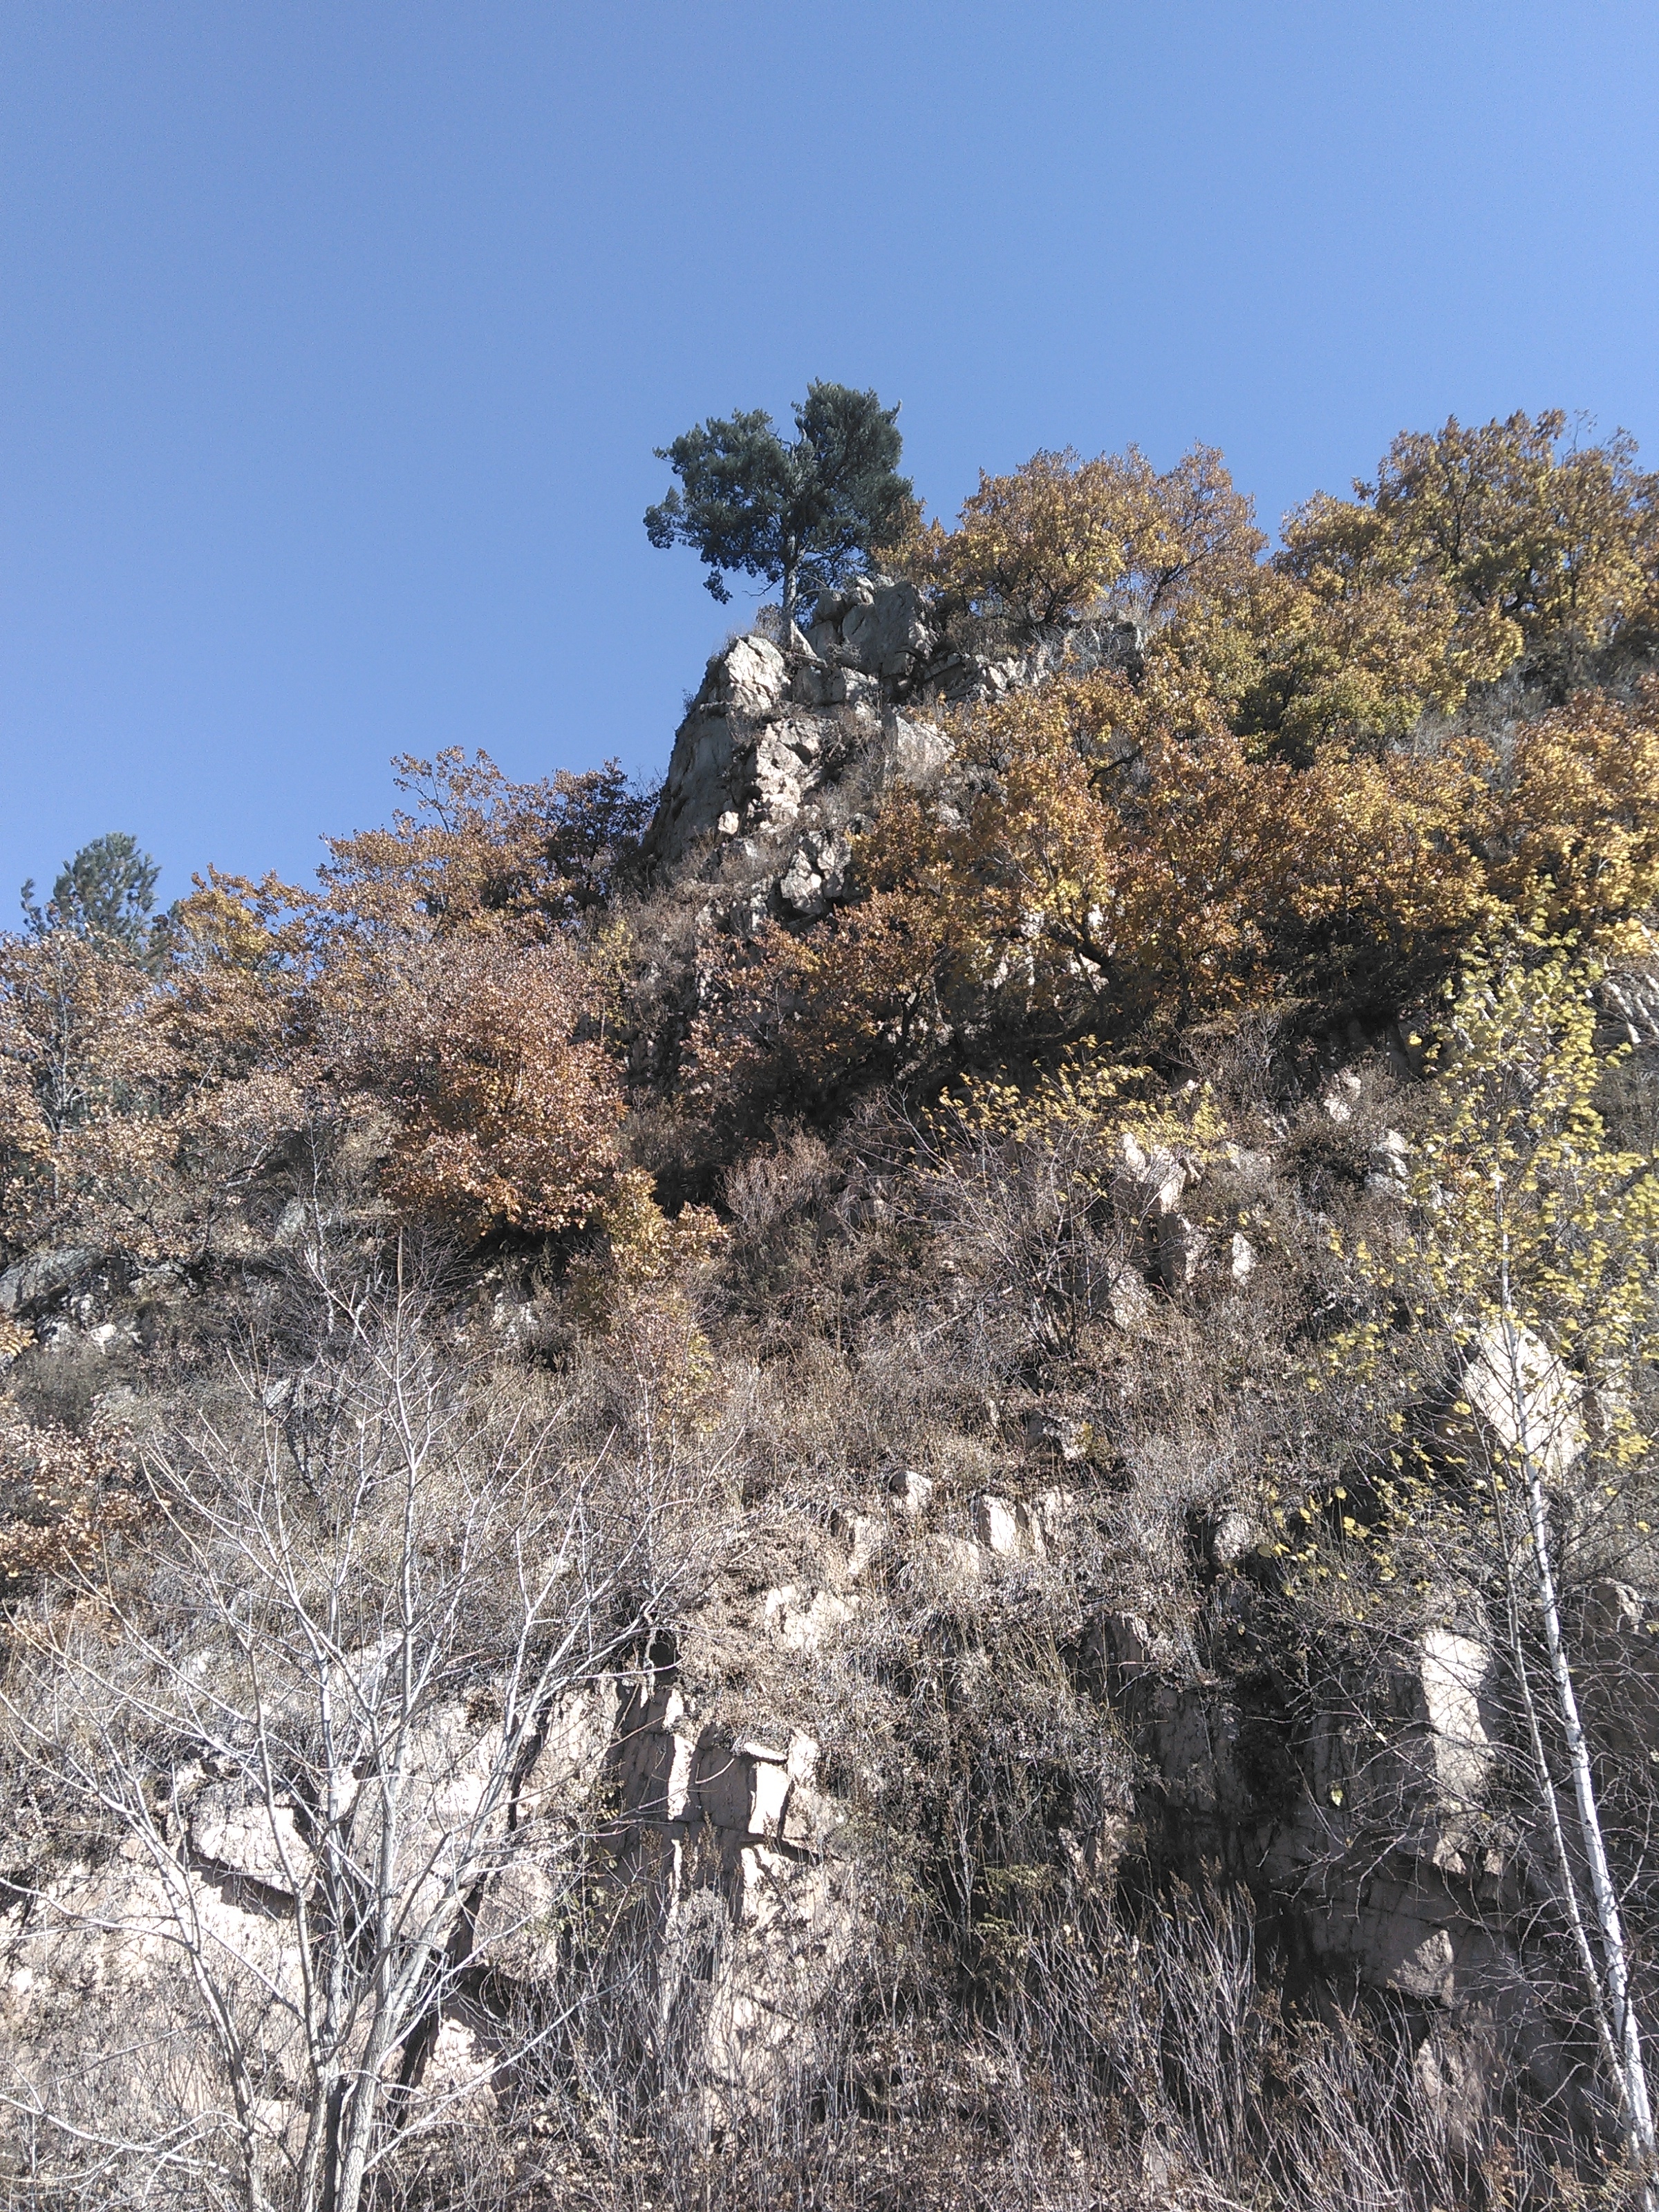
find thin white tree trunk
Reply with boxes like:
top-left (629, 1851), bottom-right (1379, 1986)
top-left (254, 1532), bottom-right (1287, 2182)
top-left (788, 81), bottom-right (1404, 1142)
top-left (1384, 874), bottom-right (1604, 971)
top-left (1494, 1255), bottom-right (1658, 2187)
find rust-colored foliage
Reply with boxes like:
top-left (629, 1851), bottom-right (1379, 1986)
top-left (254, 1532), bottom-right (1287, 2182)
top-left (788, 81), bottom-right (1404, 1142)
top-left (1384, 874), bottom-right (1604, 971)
top-left (0, 926), bottom-right (183, 1253)
top-left (686, 416), bottom-right (1659, 1121)
top-left (0, 1416), bottom-right (142, 1586)
top-left (689, 669), bottom-right (1659, 1116)
top-left (6, 417), bottom-right (1658, 1253)
top-left (346, 937), bottom-right (623, 1241)
top-left (0, 753), bottom-right (640, 1260)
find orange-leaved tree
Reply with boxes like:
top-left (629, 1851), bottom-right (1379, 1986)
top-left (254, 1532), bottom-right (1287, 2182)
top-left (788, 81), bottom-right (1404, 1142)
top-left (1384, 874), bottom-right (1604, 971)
top-left (0, 747), bottom-right (645, 1263)
top-left (312, 753), bottom-right (640, 1239)
top-left (327, 935), bottom-right (624, 1244)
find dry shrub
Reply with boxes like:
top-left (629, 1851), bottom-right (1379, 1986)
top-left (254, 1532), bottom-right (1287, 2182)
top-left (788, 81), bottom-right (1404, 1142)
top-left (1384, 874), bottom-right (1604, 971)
top-left (564, 1169), bottom-right (729, 1450)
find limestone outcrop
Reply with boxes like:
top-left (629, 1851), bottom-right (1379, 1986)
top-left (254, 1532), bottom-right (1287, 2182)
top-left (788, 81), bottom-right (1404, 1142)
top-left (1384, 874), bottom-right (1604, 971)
top-left (6, 1425), bottom-right (1654, 2155)
top-left (644, 581), bottom-right (1144, 881)
top-left (644, 583), bottom-right (927, 870)
top-left (0, 1647), bottom-right (851, 2142)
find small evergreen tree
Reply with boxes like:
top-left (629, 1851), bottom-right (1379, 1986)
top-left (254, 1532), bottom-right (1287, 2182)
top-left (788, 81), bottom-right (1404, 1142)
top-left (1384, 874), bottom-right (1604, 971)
top-left (22, 831), bottom-right (167, 962)
top-left (645, 381), bottom-right (914, 637)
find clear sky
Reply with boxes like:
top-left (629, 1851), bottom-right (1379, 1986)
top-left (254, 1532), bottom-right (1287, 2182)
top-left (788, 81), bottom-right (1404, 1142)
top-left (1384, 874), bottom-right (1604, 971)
top-left (3, 1), bottom-right (1658, 909)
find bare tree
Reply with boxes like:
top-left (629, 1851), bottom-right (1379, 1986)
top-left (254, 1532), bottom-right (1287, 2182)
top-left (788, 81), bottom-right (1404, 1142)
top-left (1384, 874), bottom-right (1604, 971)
top-left (0, 1259), bottom-right (700, 2212)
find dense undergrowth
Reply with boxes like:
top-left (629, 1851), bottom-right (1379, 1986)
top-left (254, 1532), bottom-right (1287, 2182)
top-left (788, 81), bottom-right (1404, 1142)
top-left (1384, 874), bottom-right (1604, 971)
top-left (2, 411), bottom-right (1659, 2208)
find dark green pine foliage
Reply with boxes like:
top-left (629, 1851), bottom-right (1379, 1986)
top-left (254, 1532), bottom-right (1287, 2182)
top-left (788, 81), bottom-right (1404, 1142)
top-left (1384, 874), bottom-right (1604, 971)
top-left (645, 381), bottom-right (914, 635)
top-left (22, 832), bottom-right (171, 968)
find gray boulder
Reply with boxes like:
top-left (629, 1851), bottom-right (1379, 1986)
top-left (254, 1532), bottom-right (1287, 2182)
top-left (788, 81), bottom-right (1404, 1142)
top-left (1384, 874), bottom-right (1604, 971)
top-left (777, 831), bottom-right (851, 919)
top-left (647, 635), bottom-right (858, 866)
top-left (0, 1247), bottom-right (96, 1316)
top-left (646, 609), bottom-right (948, 872)
top-left (838, 579), bottom-right (932, 677)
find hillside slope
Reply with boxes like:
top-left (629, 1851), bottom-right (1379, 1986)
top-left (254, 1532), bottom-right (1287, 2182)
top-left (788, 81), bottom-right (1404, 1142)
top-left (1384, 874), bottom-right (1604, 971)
top-left (3, 415), bottom-right (1659, 2211)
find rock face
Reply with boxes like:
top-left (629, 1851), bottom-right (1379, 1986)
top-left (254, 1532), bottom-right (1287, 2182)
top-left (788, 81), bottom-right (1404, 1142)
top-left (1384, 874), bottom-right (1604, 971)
top-left (646, 567), bottom-right (1080, 868)
top-left (1460, 1319), bottom-right (1584, 1479)
top-left (0, 1651), bottom-right (850, 2144)
top-left (807, 574), bottom-right (933, 679)
top-left (190, 1790), bottom-right (315, 1894)
top-left (639, 579), bottom-right (1151, 1011)
top-left (645, 582), bottom-right (955, 872)
top-left (0, 1246), bottom-right (96, 1315)
top-left (6, 1445), bottom-right (1653, 2153)
top-left (605, 1676), bottom-right (848, 2117)
top-left (1597, 944), bottom-right (1659, 1049)
top-left (1091, 1595), bottom-right (1573, 2119)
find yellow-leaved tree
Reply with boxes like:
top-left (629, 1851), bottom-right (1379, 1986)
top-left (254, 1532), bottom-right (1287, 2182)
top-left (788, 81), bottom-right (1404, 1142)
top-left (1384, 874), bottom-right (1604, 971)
top-left (898, 443), bottom-right (1264, 643)
top-left (1328, 941), bottom-right (1659, 2188)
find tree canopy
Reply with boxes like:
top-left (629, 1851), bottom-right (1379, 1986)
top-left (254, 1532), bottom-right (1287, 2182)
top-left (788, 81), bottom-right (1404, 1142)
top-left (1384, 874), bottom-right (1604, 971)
top-left (22, 831), bottom-right (164, 957)
top-left (644, 380), bottom-right (914, 632)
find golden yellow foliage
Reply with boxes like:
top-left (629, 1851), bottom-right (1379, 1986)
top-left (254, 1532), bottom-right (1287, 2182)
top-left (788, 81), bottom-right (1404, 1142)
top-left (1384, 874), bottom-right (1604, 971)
top-left (1367, 411), bottom-right (1658, 648)
top-left (1318, 941), bottom-right (1659, 1508)
top-left (1230, 413), bottom-right (1659, 754)
top-left (1243, 519), bottom-right (1512, 756)
top-left (585, 1168), bottom-right (724, 1295)
top-left (568, 1170), bottom-right (727, 1444)
top-left (899, 444), bottom-right (1263, 637)
top-left (1477, 681), bottom-right (1659, 946)
top-left (691, 659), bottom-right (1659, 1117)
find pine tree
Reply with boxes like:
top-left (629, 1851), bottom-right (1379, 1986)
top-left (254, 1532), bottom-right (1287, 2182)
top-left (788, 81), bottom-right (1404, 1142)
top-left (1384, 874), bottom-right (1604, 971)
top-left (645, 381), bottom-right (913, 638)
top-left (22, 831), bottom-right (167, 966)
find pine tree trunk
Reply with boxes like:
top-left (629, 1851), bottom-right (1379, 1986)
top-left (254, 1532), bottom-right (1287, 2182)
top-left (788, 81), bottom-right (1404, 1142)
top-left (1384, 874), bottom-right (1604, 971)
top-left (781, 538), bottom-right (798, 646)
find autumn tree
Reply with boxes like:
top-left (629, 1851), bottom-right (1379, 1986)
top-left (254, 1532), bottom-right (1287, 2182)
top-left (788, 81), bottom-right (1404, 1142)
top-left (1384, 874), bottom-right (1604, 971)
top-left (319, 934), bottom-right (621, 1244)
top-left (685, 667), bottom-right (1476, 1114)
top-left (1481, 679), bottom-right (1659, 944)
top-left (0, 750), bottom-right (648, 1267)
top-left (1236, 508), bottom-right (1512, 758)
top-left (0, 923), bottom-right (178, 1257)
top-left (1365, 409), bottom-right (1658, 652)
top-left (310, 754), bottom-right (639, 1241)
top-left (645, 382), bottom-right (914, 637)
top-left (1237, 413), bottom-right (1659, 754)
top-left (900, 442), bottom-right (1264, 646)
top-left (317, 748), bottom-right (653, 945)
top-left (686, 653), bottom-right (1659, 1124)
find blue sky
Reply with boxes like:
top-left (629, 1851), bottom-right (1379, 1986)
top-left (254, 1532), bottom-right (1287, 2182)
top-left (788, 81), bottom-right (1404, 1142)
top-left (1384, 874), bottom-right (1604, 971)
top-left (3, 1), bottom-right (1658, 908)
